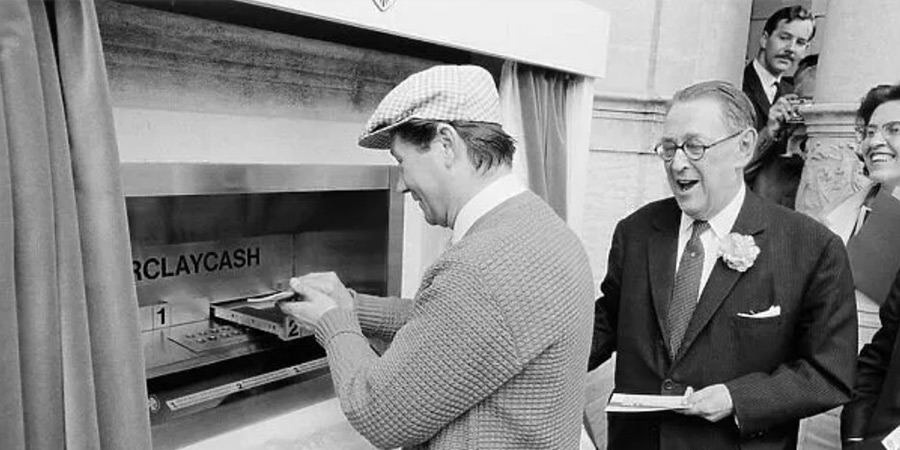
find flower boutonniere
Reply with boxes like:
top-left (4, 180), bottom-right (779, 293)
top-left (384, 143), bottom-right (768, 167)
top-left (717, 233), bottom-right (760, 272)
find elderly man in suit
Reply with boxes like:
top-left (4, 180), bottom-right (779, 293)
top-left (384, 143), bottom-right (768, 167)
top-left (589, 80), bottom-right (857, 450)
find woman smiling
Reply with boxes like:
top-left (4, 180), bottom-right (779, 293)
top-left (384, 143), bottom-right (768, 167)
top-left (822, 84), bottom-right (900, 247)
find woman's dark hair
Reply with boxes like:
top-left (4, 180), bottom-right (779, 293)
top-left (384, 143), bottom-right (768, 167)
top-left (391, 119), bottom-right (515, 171)
top-left (855, 83), bottom-right (900, 176)
top-left (857, 83), bottom-right (900, 127)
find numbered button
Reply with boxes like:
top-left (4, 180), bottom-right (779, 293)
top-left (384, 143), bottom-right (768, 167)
top-left (151, 303), bottom-right (171, 330)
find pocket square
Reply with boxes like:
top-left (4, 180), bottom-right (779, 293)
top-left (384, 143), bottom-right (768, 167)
top-left (737, 305), bottom-right (781, 319)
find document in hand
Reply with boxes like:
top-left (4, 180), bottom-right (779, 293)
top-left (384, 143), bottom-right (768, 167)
top-left (605, 393), bottom-right (689, 413)
top-left (884, 423), bottom-right (900, 450)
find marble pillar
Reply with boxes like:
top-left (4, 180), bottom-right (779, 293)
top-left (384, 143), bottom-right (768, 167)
top-left (797, 0), bottom-right (900, 218)
top-left (795, 3), bottom-right (900, 448)
top-left (795, 0), bottom-right (900, 345)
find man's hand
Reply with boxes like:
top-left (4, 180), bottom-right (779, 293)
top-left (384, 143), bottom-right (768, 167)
top-left (290, 272), bottom-right (354, 310)
top-left (677, 384), bottom-right (734, 422)
top-left (278, 282), bottom-right (339, 329)
top-left (767, 94), bottom-right (800, 138)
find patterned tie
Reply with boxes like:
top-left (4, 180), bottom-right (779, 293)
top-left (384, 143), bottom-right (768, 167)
top-left (667, 220), bottom-right (710, 358)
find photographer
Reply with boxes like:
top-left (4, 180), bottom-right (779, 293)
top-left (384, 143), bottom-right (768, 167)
top-left (745, 54), bottom-right (818, 209)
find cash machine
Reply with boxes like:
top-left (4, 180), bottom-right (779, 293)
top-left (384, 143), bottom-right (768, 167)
top-left (123, 162), bottom-right (403, 447)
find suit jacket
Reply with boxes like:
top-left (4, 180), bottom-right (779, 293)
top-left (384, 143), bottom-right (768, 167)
top-left (842, 270), bottom-right (900, 446)
top-left (744, 141), bottom-right (804, 210)
top-left (743, 62), bottom-right (793, 131)
top-left (589, 190), bottom-right (858, 450)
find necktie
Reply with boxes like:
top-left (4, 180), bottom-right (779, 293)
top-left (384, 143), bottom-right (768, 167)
top-left (773, 81), bottom-right (783, 104)
top-left (667, 220), bottom-right (710, 358)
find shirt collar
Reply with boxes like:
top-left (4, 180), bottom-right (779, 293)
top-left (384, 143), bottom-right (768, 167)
top-left (679, 183), bottom-right (746, 240)
top-left (452, 173), bottom-right (527, 244)
top-left (752, 59), bottom-right (781, 91)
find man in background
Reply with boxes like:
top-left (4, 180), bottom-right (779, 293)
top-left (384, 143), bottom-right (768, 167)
top-left (280, 65), bottom-right (595, 449)
top-left (745, 54), bottom-right (818, 209)
top-left (743, 5), bottom-right (815, 131)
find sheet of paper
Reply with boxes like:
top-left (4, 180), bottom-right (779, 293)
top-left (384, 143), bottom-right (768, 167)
top-left (605, 393), bottom-right (689, 413)
top-left (247, 291), bottom-right (295, 303)
top-left (883, 423), bottom-right (900, 450)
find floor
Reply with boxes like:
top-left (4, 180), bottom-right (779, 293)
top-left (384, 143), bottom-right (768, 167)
top-left (181, 397), bottom-right (375, 450)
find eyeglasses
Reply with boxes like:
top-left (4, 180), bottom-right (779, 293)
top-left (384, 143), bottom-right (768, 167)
top-left (654, 129), bottom-right (744, 162)
top-left (855, 121), bottom-right (900, 142)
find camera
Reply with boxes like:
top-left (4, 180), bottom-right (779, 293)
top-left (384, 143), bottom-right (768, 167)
top-left (785, 96), bottom-right (812, 124)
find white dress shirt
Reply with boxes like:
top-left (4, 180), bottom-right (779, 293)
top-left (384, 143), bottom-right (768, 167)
top-left (752, 59), bottom-right (781, 105)
top-left (675, 184), bottom-right (746, 301)
top-left (451, 173), bottom-right (527, 244)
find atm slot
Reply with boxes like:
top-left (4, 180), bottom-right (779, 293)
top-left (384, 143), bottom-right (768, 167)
top-left (211, 299), bottom-right (311, 341)
top-left (146, 337), bottom-right (327, 426)
top-left (166, 357), bottom-right (328, 412)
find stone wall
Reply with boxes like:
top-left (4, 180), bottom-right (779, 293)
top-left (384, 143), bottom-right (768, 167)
top-left (98, 0), bottom-right (433, 166)
top-left (580, 0), bottom-right (752, 284)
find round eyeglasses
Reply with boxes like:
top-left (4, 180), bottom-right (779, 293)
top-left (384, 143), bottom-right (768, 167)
top-left (855, 121), bottom-right (900, 142)
top-left (654, 129), bottom-right (744, 162)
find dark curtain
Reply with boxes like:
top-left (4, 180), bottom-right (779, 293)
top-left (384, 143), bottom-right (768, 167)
top-left (0, 0), bottom-right (152, 448)
top-left (516, 64), bottom-right (570, 219)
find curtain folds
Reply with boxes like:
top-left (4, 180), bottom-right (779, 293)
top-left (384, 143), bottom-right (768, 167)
top-left (500, 61), bottom-right (594, 233)
top-left (503, 61), bottom-right (569, 218)
top-left (0, 0), bottom-right (151, 449)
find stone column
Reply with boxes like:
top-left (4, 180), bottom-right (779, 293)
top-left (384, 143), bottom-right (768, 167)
top-left (796, 0), bottom-right (900, 218)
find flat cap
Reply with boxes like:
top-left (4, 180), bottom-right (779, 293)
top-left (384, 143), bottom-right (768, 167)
top-left (358, 65), bottom-right (501, 149)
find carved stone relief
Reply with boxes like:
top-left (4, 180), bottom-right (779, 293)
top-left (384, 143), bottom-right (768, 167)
top-left (795, 138), bottom-right (870, 219)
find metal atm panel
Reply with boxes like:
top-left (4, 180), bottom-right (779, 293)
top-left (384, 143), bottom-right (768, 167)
top-left (122, 163), bottom-right (402, 445)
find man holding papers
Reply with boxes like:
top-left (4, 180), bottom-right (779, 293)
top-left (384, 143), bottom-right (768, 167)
top-left (589, 81), bottom-right (858, 449)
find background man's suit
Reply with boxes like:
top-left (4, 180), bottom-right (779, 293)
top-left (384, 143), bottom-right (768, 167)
top-left (589, 190), bottom-right (858, 450)
top-left (742, 63), bottom-right (803, 209)
top-left (842, 270), bottom-right (900, 448)
top-left (742, 63), bottom-right (793, 132)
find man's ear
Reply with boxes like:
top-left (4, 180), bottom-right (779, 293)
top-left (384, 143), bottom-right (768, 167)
top-left (736, 127), bottom-right (758, 167)
top-left (758, 32), bottom-right (769, 53)
top-left (435, 123), bottom-right (462, 168)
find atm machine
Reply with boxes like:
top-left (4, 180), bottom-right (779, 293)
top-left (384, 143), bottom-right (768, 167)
top-left (122, 162), bottom-right (403, 448)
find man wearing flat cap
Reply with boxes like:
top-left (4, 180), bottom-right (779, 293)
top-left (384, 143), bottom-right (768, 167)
top-left (280, 65), bottom-right (594, 449)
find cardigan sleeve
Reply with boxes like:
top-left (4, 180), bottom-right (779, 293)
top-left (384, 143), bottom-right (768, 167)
top-left (314, 260), bottom-right (523, 449)
top-left (353, 292), bottom-right (414, 341)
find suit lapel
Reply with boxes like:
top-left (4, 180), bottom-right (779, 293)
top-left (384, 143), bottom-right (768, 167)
top-left (675, 191), bottom-right (768, 361)
top-left (743, 63), bottom-right (772, 128)
top-left (648, 200), bottom-right (682, 353)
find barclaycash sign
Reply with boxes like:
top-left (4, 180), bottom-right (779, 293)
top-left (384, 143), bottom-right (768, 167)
top-left (133, 247), bottom-right (260, 282)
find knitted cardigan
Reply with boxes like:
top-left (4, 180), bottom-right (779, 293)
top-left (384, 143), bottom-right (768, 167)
top-left (314, 191), bottom-right (594, 449)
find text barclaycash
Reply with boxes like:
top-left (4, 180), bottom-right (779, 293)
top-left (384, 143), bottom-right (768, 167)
top-left (133, 247), bottom-right (260, 281)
